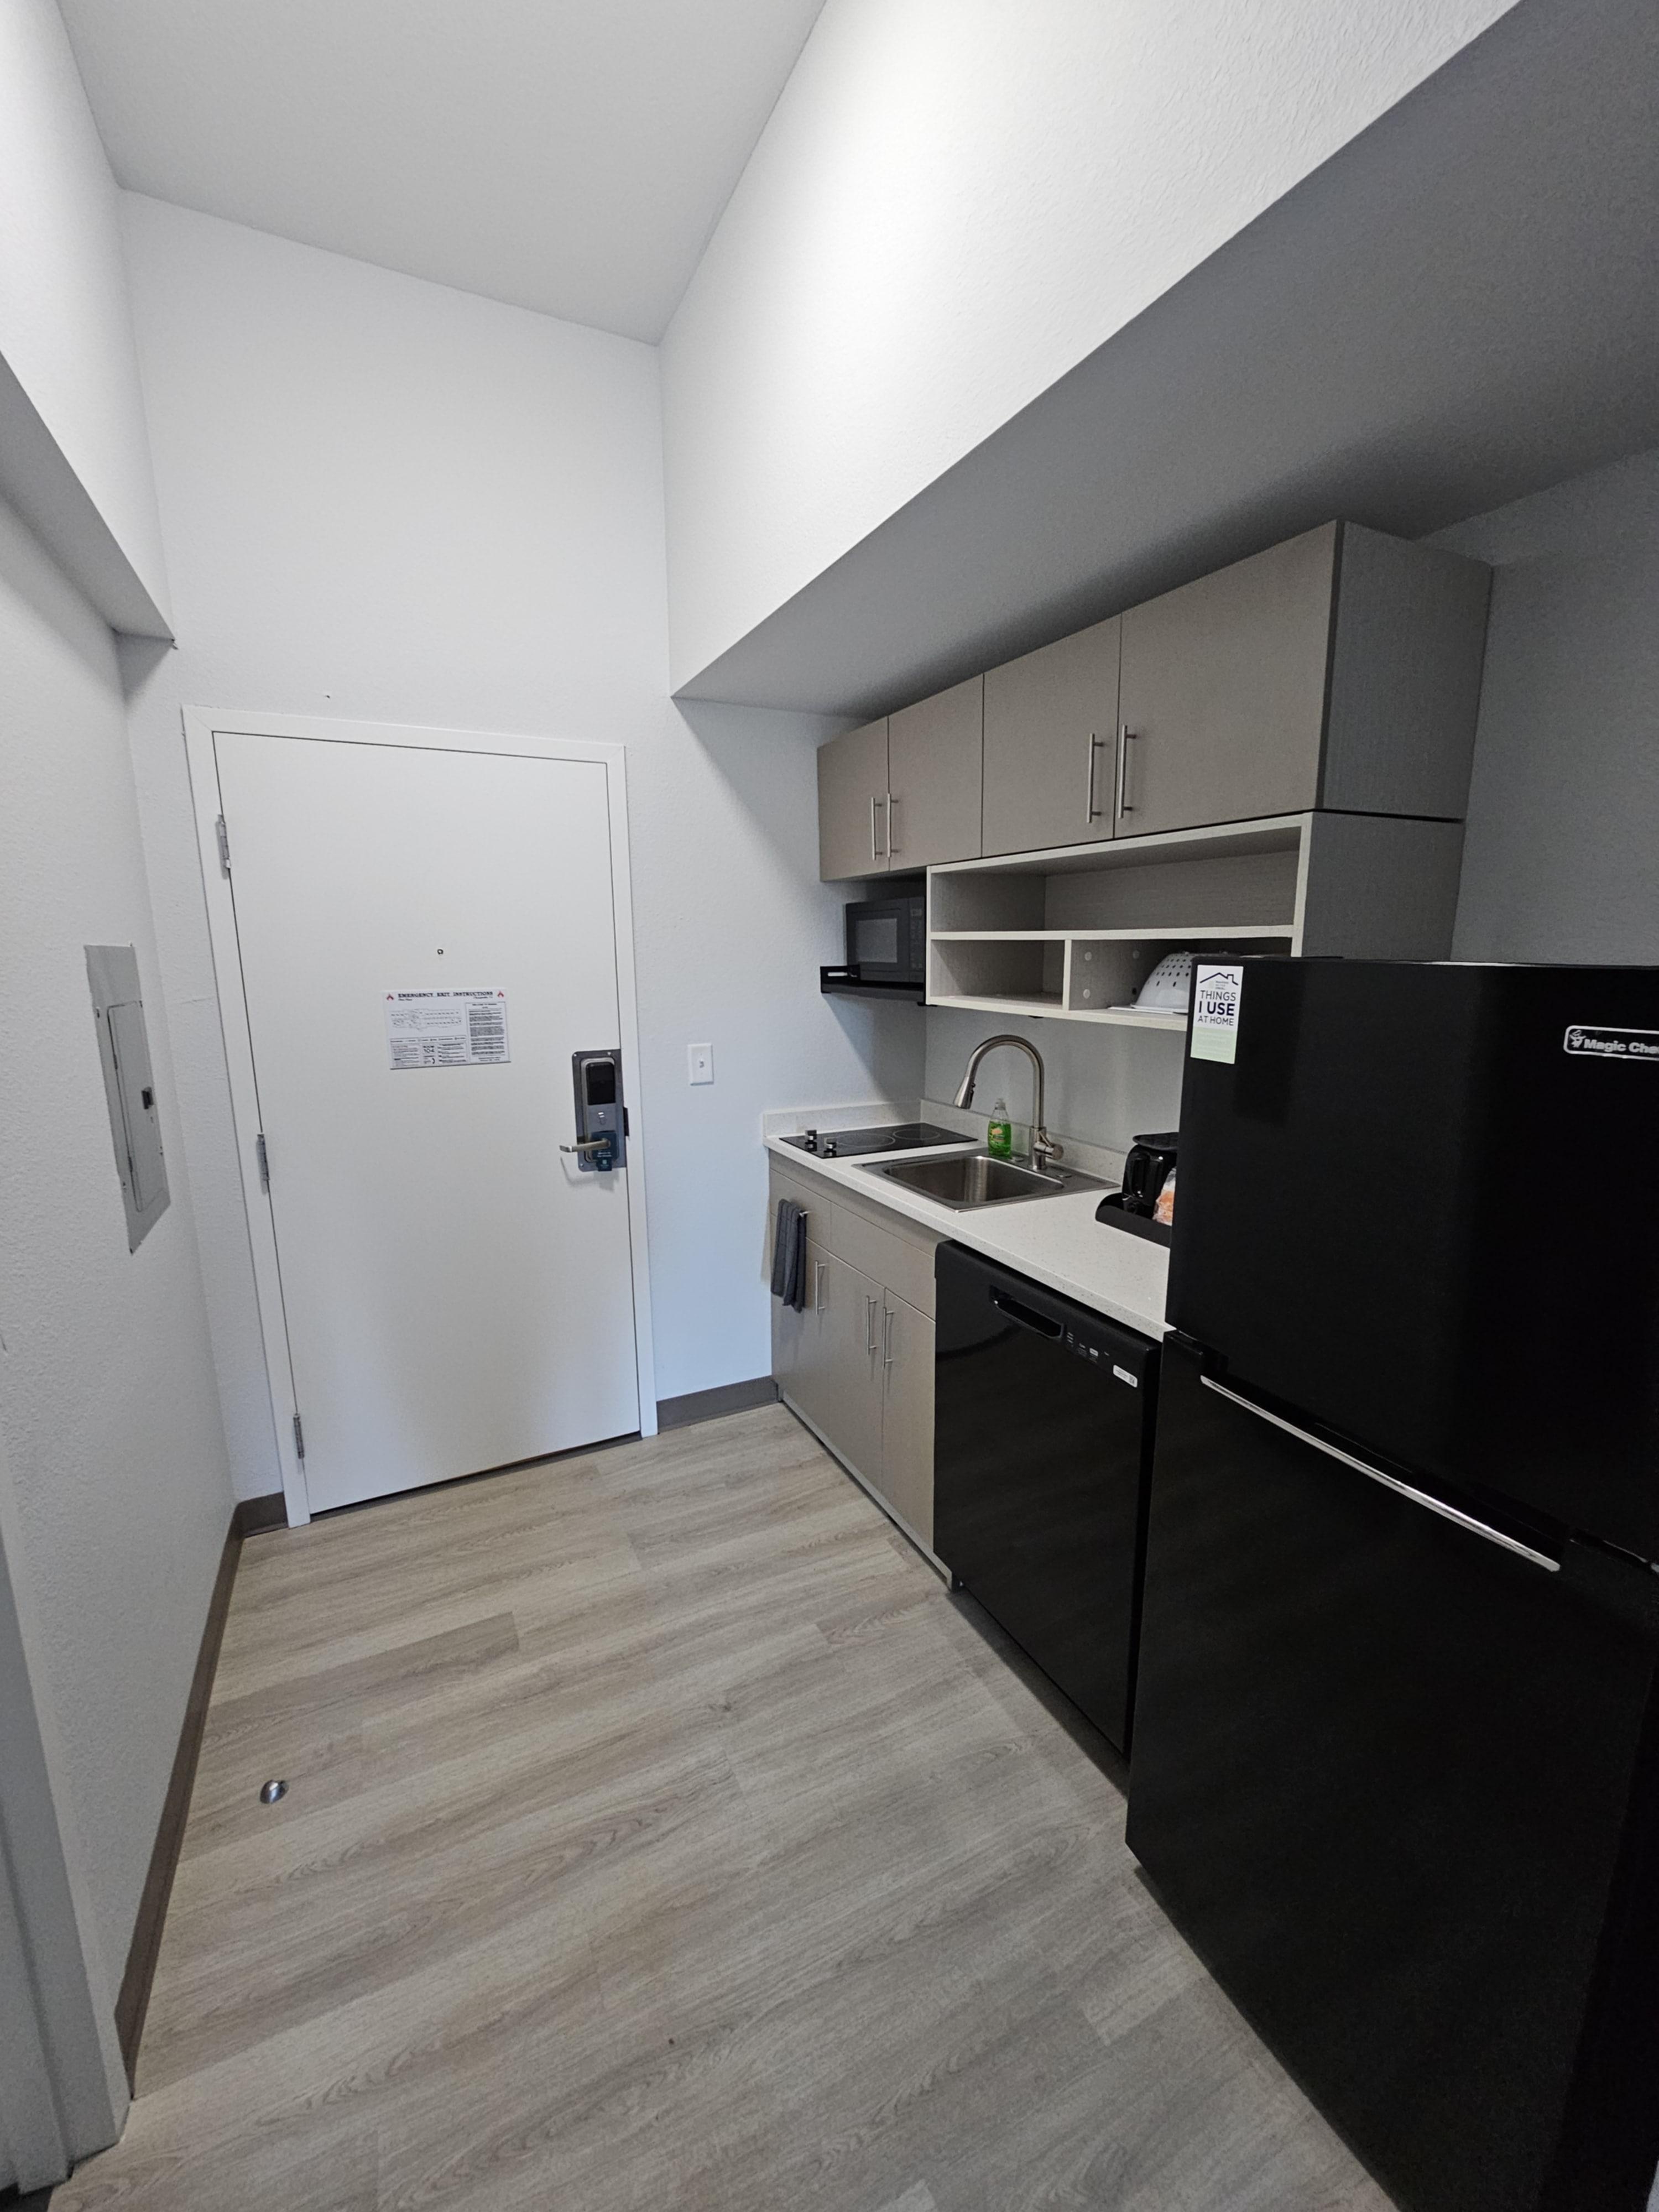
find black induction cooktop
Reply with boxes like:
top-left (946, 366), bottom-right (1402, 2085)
top-left (780, 1121), bottom-right (965, 1160)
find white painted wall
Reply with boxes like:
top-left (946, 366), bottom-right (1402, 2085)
top-left (0, 0), bottom-right (169, 623)
top-left (0, 492), bottom-right (232, 1984)
top-left (661, 0), bottom-right (1519, 690)
top-left (1438, 446), bottom-right (1659, 962)
top-left (119, 195), bottom-right (920, 1494)
top-left (0, 1419), bottom-right (131, 2187)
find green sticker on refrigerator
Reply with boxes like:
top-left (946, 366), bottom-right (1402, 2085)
top-left (1190, 964), bottom-right (1243, 1062)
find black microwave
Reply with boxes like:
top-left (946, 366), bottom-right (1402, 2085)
top-left (846, 889), bottom-right (926, 986)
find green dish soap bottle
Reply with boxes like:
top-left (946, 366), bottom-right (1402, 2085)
top-left (986, 1097), bottom-right (1013, 1159)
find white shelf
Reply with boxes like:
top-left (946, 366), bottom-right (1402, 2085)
top-left (928, 990), bottom-right (1186, 1032)
top-left (925, 817), bottom-right (1311, 1029)
top-left (930, 924), bottom-right (1294, 943)
top-left (921, 807), bottom-right (1465, 1027)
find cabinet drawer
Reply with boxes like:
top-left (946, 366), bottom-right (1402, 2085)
top-left (818, 1183), bottom-right (941, 1317)
top-left (769, 1158), bottom-right (941, 1316)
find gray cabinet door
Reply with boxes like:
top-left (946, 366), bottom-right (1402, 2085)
top-left (1117, 525), bottom-right (1336, 838)
top-left (791, 1243), bottom-right (883, 1481)
top-left (886, 675), bottom-right (983, 868)
top-left (982, 617), bottom-right (1120, 857)
top-left (817, 719), bottom-right (890, 880)
top-left (879, 1292), bottom-right (935, 1547)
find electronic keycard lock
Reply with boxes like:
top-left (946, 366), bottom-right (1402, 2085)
top-left (561, 1050), bottom-right (626, 1173)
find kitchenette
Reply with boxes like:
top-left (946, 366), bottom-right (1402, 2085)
top-left (763, 511), bottom-right (1659, 2212)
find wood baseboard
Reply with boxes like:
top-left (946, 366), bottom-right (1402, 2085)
top-left (656, 1377), bottom-right (778, 1430)
top-left (113, 1510), bottom-right (243, 2086)
top-left (231, 1492), bottom-right (285, 1539)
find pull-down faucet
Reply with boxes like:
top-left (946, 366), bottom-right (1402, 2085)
top-left (953, 1034), bottom-right (1063, 1172)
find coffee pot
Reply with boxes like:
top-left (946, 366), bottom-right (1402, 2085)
top-left (1119, 1130), bottom-right (1178, 1217)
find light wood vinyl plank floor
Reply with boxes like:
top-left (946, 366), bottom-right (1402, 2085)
top-left (55, 1405), bottom-right (1394, 2211)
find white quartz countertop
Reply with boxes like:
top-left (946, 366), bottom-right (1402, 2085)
top-left (765, 1132), bottom-right (1170, 1343)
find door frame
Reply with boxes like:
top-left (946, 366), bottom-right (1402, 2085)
top-left (184, 709), bottom-right (658, 1528)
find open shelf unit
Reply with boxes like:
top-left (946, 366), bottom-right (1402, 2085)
top-left (925, 811), bottom-right (1465, 1028)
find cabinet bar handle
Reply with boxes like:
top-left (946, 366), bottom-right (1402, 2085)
top-left (814, 1260), bottom-right (827, 1313)
top-left (887, 793), bottom-right (900, 853)
top-left (883, 1303), bottom-right (895, 1371)
top-left (1115, 725), bottom-right (1136, 818)
top-left (869, 796), bottom-right (879, 862)
top-left (865, 1294), bottom-right (878, 1355)
top-left (1198, 1376), bottom-right (1559, 1571)
top-left (1085, 732), bottom-right (1108, 822)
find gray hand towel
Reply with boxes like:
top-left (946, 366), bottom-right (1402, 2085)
top-left (770, 1197), bottom-right (808, 1311)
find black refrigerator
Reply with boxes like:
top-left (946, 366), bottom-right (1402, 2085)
top-left (1126, 961), bottom-right (1659, 2212)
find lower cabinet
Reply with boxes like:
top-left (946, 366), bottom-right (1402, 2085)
top-left (876, 1290), bottom-right (935, 1542)
top-left (769, 1164), bottom-right (939, 1548)
top-left (786, 1242), bottom-right (884, 1480)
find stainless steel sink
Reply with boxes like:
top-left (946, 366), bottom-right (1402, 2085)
top-left (865, 1152), bottom-right (1100, 1209)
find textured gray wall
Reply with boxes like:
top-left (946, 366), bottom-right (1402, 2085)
top-left (1437, 447), bottom-right (1659, 962)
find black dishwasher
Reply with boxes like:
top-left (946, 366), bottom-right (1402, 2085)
top-left (933, 1243), bottom-right (1157, 1752)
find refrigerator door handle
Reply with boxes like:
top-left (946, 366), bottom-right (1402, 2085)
top-left (1199, 1376), bottom-right (1561, 1573)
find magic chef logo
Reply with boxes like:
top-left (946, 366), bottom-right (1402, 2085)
top-left (1563, 1025), bottom-right (1659, 1061)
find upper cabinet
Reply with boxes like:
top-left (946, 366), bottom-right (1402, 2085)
top-left (1117, 528), bottom-right (1335, 838)
top-left (817, 717), bottom-right (890, 879)
top-left (982, 617), bottom-right (1120, 858)
top-left (1116, 523), bottom-right (1491, 839)
top-left (818, 677), bottom-right (985, 879)
top-left (1318, 526), bottom-right (1493, 820)
top-left (886, 675), bottom-right (983, 870)
top-left (819, 521), bottom-right (1491, 880)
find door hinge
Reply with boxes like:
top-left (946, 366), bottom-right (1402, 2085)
top-left (215, 814), bottom-right (232, 875)
top-left (256, 1133), bottom-right (270, 1190)
top-left (292, 1413), bottom-right (306, 1461)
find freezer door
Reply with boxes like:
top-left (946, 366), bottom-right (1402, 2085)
top-left (934, 1245), bottom-right (1154, 1749)
top-left (1170, 958), bottom-right (1659, 1558)
top-left (1128, 1339), bottom-right (1659, 2212)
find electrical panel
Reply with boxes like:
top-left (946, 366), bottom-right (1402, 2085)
top-left (86, 944), bottom-right (170, 1251)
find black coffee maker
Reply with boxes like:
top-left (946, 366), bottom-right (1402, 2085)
top-left (1117, 1130), bottom-right (1179, 1218)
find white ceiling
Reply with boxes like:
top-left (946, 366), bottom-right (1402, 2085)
top-left (59, 0), bottom-right (824, 342)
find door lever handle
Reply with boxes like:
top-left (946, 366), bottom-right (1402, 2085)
top-left (560, 1135), bottom-right (616, 1172)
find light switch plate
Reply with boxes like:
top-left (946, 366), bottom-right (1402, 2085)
top-left (687, 1042), bottom-right (713, 1086)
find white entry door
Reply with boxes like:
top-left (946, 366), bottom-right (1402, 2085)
top-left (213, 730), bottom-right (643, 1513)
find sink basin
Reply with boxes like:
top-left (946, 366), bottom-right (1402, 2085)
top-left (866, 1152), bottom-right (1099, 1208)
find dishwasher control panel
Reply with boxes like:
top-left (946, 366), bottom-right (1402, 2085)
top-left (1062, 1322), bottom-right (1140, 1382)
